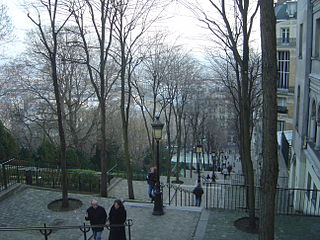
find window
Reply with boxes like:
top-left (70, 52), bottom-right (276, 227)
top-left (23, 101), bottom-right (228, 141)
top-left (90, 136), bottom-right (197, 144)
top-left (277, 97), bottom-right (288, 113)
top-left (312, 184), bottom-right (317, 206)
top-left (281, 28), bottom-right (290, 44)
top-left (299, 24), bottom-right (303, 58)
top-left (306, 173), bottom-right (312, 199)
top-left (277, 121), bottom-right (285, 132)
top-left (315, 18), bottom-right (320, 57)
top-left (277, 51), bottom-right (290, 89)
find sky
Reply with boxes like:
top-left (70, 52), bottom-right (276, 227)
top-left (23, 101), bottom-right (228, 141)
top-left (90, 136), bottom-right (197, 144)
top-left (3, 0), bottom-right (261, 60)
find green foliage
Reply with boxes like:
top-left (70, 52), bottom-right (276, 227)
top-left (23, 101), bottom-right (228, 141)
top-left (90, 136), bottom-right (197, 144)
top-left (0, 121), bottom-right (19, 162)
top-left (19, 147), bottom-right (37, 164)
top-left (91, 141), bottom-right (122, 171)
top-left (66, 148), bottom-right (93, 169)
top-left (37, 140), bottom-right (59, 165)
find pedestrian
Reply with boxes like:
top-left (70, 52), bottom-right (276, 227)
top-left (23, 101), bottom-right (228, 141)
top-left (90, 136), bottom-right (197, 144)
top-left (85, 199), bottom-right (107, 240)
top-left (108, 199), bottom-right (127, 240)
top-left (227, 164), bottom-right (233, 176)
top-left (192, 184), bottom-right (204, 207)
top-left (146, 167), bottom-right (157, 202)
top-left (211, 173), bottom-right (216, 182)
top-left (222, 168), bottom-right (228, 180)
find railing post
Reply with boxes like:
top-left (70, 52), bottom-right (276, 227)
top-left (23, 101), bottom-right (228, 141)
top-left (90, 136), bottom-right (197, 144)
top-left (168, 183), bottom-right (171, 206)
top-left (39, 223), bottom-right (52, 240)
top-left (2, 164), bottom-right (7, 189)
top-left (80, 222), bottom-right (90, 240)
top-left (128, 219), bottom-right (132, 240)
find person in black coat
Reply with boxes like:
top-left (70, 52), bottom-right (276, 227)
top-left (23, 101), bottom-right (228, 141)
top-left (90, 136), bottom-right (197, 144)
top-left (192, 184), bottom-right (204, 207)
top-left (85, 199), bottom-right (107, 240)
top-left (108, 199), bottom-right (127, 240)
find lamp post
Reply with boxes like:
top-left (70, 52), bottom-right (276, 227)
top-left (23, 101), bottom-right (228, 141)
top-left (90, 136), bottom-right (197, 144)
top-left (196, 143), bottom-right (203, 184)
top-left (211, 152), bottom-right (216, 175)
top-left (151, 116), bottom-right (164, 215)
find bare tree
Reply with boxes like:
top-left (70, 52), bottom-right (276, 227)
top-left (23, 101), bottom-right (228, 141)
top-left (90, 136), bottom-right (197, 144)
top-left (259, 0), bottom-right (278, 239)
top-left (171, 54), bottom-right (201, 183)
top-left (72, 0), bottom-right (118, 197)
top-left (112, 0), bottom-right (166, 199)
top-left (187, 0), bottom-right (260, 227)
top-left (0, 1), bottom-right (13, 42)
top-left (27, 0), bottom-right (73, 208)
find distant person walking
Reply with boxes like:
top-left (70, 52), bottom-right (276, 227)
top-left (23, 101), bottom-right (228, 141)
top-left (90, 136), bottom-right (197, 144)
top-left (146, 167), bottom-right (157, 202)
top-left (222, 168), bottom-right (228, 180)
top-left (227, 164), bottom-right (233, 176)
top-left (85, 199), bottom-right (107, 240)
top-left (192, 184), bottom-right (204, 207)
top-left (108, 199), bottom-right (127, 240)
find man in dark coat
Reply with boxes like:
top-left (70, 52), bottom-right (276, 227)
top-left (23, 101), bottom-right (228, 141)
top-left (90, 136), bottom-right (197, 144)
top-left (108, 199), bottom-right (127, 240)
top-left (85, 199), bottom-right (107, 240)
top-left (192, 184), bottom-right (204, 207)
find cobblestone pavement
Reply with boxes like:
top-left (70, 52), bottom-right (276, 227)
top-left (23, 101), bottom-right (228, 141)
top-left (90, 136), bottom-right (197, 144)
top-left (0, 185), bottom-right (200, 240)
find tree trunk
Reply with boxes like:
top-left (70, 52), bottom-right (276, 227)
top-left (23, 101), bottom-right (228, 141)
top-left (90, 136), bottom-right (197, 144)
top-left (259, 1), bottom-right (279, 239)
top-left (52, 57), bottom-right (69, 208)
top-left (100, 102), bottom-right (108, 197)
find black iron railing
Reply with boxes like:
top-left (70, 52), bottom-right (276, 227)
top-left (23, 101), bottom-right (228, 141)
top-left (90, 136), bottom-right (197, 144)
top-left (205, 182), bottom-right (320, 216)
top-left (0, 159), bottom-right (20, 191)
top-left (0, 220), bottom-right (133, 240)
top-left (0, 161), bottom-right (117, 194)
top-left (166, 183), bottom-right (196, 207)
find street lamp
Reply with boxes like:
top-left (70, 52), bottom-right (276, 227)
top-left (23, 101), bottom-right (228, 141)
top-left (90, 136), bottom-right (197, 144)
top-left (151, 116), bottom-right (164, 215)
top-left (196, 143), bottom-right (203, 184)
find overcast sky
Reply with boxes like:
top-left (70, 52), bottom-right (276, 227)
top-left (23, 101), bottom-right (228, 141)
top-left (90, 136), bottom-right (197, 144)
top-left (3, 0), bottom-right (260, 60)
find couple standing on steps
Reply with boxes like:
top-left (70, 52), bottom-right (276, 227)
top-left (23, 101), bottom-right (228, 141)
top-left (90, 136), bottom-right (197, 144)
top-left (146, 167), bottom-right (157, 202)
top-left (85, 199), bottom-right (127, 240)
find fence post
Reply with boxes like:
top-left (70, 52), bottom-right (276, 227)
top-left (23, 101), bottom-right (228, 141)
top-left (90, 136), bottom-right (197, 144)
top-left (2, 164), bottom-right (8, 189)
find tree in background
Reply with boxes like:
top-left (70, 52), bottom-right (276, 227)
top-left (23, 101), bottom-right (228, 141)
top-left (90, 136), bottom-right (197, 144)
top-left (0, 121), bottom-right (19, 162)
top-left (187, 0), bottom-right (260, 228)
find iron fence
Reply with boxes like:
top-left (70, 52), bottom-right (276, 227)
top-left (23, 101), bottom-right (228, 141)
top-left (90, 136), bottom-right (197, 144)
top-left (205, 182), bottom-right (320, 216)
top-left (0, 220), bottom-right (133, 240)
top-left (0, 161), bottom-right (116, 194)
top-left (165, 183), bottom-right (196, 207)
top-left (0, 159), bottom-right (20, 191)
top-left (163, 180), bottom-right (320, 216)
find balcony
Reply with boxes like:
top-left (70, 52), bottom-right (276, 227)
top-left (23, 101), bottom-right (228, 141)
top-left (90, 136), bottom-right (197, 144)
top-left (277, 106), bottom-right (288, 114)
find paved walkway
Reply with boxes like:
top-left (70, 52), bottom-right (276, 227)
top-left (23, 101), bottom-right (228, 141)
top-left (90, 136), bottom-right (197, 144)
top-left (0, 185), bottom-right (200, 240)
top-left (1, 174), bottom-right (320, 240)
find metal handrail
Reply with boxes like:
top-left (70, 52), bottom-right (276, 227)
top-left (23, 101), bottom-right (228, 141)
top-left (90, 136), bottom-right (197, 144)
top-left (0, 220), bottom-right (133, 240)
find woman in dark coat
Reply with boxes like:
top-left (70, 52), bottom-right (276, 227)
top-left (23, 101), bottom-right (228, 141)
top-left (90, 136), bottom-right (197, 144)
top-left (108, 199), bottom-right (127, 240)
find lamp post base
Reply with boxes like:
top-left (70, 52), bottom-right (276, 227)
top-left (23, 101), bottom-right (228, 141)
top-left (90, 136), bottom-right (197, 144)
top-left (152, 191), bottom-right (164, 215)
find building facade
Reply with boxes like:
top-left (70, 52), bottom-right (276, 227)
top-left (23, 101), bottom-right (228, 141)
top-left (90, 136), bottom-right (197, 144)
top-left (290, 0), bottom-right (320, 215)
top-left (275, 0), bottom-right (297, 131)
